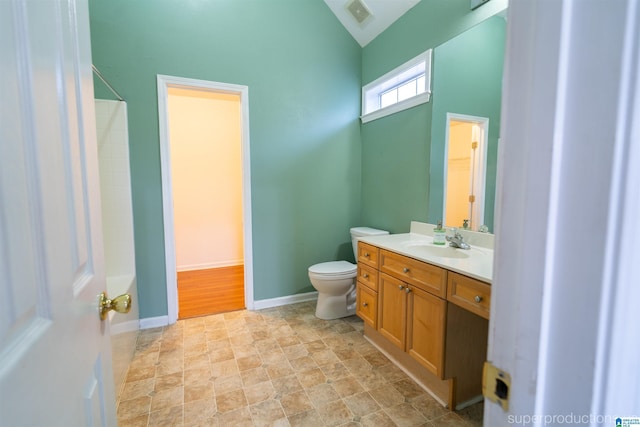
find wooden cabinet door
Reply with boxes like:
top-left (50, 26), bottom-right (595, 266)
top-left (406, 285), bottom-right (447, 378)
top-left (356, 284), bottom-right (378, 329)
top-left (378, 273), bottom-right (407, 350)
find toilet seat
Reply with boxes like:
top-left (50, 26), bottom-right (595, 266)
top-left (308, 261), bottom-right (356, 279)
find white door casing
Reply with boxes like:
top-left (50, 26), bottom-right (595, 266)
top-left (0, 0), bottom-right (116, 425)
top-left (442, 112), bottom-right (488, 230)
top-left (157, 75), bottom-right (254, 325)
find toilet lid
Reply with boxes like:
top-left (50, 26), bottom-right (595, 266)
top-left (308, 261), bottom-right (357, 276)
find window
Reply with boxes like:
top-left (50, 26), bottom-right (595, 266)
top-left (361, 49), bottom-right (432, 123)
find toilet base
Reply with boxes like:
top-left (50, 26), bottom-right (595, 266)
top-left (314, 286), bottom-right (356, 320)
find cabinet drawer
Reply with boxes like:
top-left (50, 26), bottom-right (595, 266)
top-left (358, 242), bottom-right (380, 268)
top-left (380, 250), bottom-right (447, 298)
top-left (447, 272), bottom-right (491, 319)
top-left (357, 264), bottom-right (378, 291)
top-left (356, 284), bottom-right (377, 329)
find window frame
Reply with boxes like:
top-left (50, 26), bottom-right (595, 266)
top-left (361, 49), bottom-right (432, 124)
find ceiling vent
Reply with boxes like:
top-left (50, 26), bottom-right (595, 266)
top-left (346, 0), bottom-right (373, 26)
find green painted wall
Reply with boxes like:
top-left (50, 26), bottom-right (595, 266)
top-left (428, 16), bottom-right (506, 232)
top-left (89, 0), bottom-right (362, 318)
top-left (361, 0), bottom-right (507, 235)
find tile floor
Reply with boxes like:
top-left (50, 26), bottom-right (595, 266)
top-left (117, 301), bottom-right (483, 426)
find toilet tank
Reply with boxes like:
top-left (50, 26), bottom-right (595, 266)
top-left (350, 227), bottom-right (389, 260)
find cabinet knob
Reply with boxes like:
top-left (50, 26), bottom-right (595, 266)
top-left (362, 302), bottom-right (368, 307)
top-left (405, 287), bottom-right (412, 294)
top-left (403, 267), bottom-right (410, 273)
top-left (363, 273), bottom-right (369, 278)
top-left (398, 285), bottom-right (404, 290)
top-left (364, 252), bottom-right (370, 257)
top-left (474, 295), bottom-right (483, 303)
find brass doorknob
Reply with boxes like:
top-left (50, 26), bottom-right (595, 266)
top-left (98, 292), bottom-right (132, 321)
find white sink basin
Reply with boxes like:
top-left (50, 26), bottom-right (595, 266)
top-left (400, 241), bottom-right (473, 259)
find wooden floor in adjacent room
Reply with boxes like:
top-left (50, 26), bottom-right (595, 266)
top-left (177, 265), bottom-right (244, 319)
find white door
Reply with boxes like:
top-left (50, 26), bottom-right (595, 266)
top-left (486, 0), bottom-right (640, 424)
top-left (0, 0), bottom-right (117, 426)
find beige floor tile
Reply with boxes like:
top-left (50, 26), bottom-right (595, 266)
top-left (384, 402), bottom-right (428, 426)
top-left (410, 393), bottom-right (450, 421)
top-left (215, 406), bottom-right (253, 426)
top-left (150, 386), bottom-right (183, 412)
top-left (213, 373), bottom-right (243, 395)
top-left (368, 383), bottom-right (405, 408)
top-left (332, 376), bottom-right (365, 398)
top-left (244, 381), bottom-right (277, 405)
top-left (184, 381), bottom-right (215, 405)
top-left (315, 399), bottom-right (354, 427)
top-left (215, 389), bottom-right (248, 413)
top-left (248, 399), bottom-right (286, 426)
top-left (148, 405), bottom-right (183, 427)
top-left (120, 377), bottom-right (155, 401)
top-left (155, 372), bottom-right (184, 392)
top-left (237, 354), bottom-right (263, 371)
top-left (118, 302), bottom-right (474, 426)
top-left (289, 355), bottom-right (318, 372)
top-left (319, 361), bottom-right (350, 381)
top-left (343, 391), bottom-right (380, 417)
top-left (265, 360), bottom-right (295, 380)
top-left (279, 390), bottom-right (314, 416)
top-left (296, 367), bottom-right (327, 389)
top-left (184, 366), bottom-right (212, 384)
top-left (117, 395), bottom-right (152, 420)
top-left (271, 374), bottom-right (304, 396)
top-left (306, 382), bottom-right (341, 407)
top-left (360, 410), bottom-right (396, 427)
top-left (210, 359), bottom-right (238, 377)
top-left (287, 408), bottom-right (323, 427)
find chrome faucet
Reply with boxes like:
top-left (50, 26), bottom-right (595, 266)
top-left (446, 228), bottom-right (471, 250)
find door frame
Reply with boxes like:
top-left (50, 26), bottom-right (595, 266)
top-left (443, 112), bottom-right (489, 230)
top-left (157, 75), bottom-right (254, 324)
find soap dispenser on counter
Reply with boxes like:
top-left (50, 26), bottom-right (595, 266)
top-left (433, 221), bottom-right (446, 245)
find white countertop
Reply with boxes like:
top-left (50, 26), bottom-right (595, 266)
top-left (358, 222), bottom-right (494, 284)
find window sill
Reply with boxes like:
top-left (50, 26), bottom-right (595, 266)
top-left (360, 92), bottom-right (431, 124)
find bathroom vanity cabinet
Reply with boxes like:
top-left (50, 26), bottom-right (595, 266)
top-left (355, 241), bottom-right (490, 410)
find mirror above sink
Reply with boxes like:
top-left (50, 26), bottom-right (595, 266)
top-left (427, 11), bottom-right (507, 233)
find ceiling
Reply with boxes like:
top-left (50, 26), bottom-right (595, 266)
top-left (323, 0), bottom-right (422, 47)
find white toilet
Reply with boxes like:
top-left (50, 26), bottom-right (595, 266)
top-left (308, 227), bottom-right (389, 320)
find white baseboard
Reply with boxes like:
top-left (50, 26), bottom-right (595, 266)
top-left (139, 315), bottom-right (170, 330)
top-left (109, 319), bottom-right (139, 335)
top-left (138, 292), bottom-right (318, 328)
top-left (251, 291), bottom-right (318, 310)
top-left (177, 260), bottom-right (243, 272)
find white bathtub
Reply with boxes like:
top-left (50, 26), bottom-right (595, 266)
top-left (107, 274), bottom-right (139, 400)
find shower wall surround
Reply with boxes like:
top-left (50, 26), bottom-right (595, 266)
top-left (95, 99), bottom-right (139, 399)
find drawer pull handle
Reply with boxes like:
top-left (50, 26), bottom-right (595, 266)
top-left (363, 273), bottom-right (369, 278)
top-left (398, 285), bottom-right (404, 290)
top-left (474, 295), bottom-right (483, 303)
top-left (405, 287), bottom-right (412, 294)
top-left (364, 252), bottom-right (370, 257)
top-left (362, 302), bottom-right (368, 307)
top-left (403, 267), bottom-right (410, 273)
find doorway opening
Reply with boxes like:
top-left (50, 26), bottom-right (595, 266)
top-left (443, 113), bottom-right (489, 231)
top-left (157, 75), bottom-right (254, 323)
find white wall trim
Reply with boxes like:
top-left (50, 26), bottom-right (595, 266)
top-left (138, 292), bottom-right (318, 327)
top-left (109, 319), bottom-right (140, 335)
top-left (139, 316), bottom-right (169, 330)
top-left (442, 113), bottom-right (489, 230)
top-left (157, 74), bottom-right (254, 324)
top-left (252, 292), bottom-right (318, 311)
top-left (177, 260), bottom-right (243, 272)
